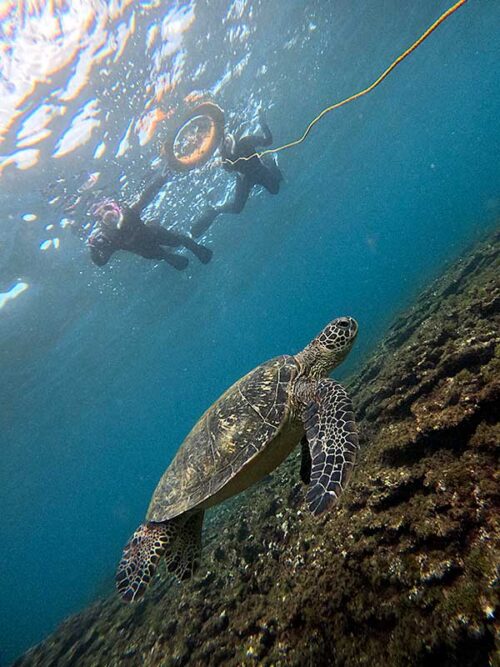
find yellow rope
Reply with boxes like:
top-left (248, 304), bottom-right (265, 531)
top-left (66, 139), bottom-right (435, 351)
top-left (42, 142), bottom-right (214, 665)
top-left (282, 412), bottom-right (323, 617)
top-left (224, 0), bottom-right (468, 167)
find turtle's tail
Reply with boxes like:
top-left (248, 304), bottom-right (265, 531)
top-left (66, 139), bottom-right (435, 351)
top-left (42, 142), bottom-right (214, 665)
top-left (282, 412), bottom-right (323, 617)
top-left (116, 511), bottom-right (204, 603)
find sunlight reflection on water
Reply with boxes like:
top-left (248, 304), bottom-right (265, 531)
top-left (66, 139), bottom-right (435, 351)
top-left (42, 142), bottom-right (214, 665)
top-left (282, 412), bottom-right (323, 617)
top-left (0, 0), bottom-right (198, 171)
top-left (0, 280), bottom-right (29, 309)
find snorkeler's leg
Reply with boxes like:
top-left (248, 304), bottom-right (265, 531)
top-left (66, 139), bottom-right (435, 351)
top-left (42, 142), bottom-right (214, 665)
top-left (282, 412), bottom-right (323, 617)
top-left (153, 225), bottom-right (211, 263)
top-left (191, 176), bottom-right (251, 238)
top-left (269, 157), bottom-right (283, 184)
top-left (136, 245), bottom-right (189, 270)
top-left (151, 224), bottom-right (183, 247)
top-left (190, 207), bottom-right (220, 238)
top-left (259, 165), bottom-right (282, 195)
top-left (221, 175), bottom-right (252, 214)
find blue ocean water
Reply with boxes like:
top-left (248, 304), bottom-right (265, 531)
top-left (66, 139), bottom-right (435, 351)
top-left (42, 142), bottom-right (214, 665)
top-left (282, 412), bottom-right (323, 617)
top-left (0, 0), bottom-right (499, 662)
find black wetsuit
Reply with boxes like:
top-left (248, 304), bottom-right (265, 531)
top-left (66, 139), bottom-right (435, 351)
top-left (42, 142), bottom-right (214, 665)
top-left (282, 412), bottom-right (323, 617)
top-left (191, 116), bottom-right (283, 238)
top-left (88, 173), bottom-right (212, 269)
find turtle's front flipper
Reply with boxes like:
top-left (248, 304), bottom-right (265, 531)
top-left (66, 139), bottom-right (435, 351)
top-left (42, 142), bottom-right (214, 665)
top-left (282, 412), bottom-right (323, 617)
top-left (300, 436), bottom-right (311, 485)
top-left (116, 521), bottom-right (175, 602)
top-left (301, 379), bottom-right (359, 516)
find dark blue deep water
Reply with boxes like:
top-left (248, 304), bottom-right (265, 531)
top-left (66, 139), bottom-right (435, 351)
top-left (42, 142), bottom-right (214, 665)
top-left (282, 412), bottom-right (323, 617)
top-left (0, 0), bottom-right (499, 663)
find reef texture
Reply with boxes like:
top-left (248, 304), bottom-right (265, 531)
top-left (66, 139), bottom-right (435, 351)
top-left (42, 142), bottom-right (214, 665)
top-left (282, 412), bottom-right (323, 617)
top-left (16, 231), bottom-right (499, 667)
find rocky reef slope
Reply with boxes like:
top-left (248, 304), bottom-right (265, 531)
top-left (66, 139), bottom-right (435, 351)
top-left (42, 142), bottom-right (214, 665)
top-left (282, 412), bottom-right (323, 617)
top-left (16, 231), bottom-right (499, 667)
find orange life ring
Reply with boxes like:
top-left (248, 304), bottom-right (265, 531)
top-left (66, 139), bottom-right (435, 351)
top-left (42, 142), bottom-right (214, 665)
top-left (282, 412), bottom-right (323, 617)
top-left (163, 102), bottom-right (225, 172)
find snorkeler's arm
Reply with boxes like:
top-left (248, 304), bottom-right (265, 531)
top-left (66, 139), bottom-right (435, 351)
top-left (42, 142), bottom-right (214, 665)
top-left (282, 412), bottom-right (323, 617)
top-left (237, 113), bottom-right (273, 154)
top-left (132, 170), bottom-right (172, 214)
top-left (253, 111), bottom-right (273, 147)
top-left (88, 235), bottom-right (114, 266)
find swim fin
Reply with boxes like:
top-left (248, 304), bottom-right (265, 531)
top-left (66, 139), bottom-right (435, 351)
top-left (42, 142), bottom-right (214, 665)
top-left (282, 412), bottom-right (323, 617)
top-left (164, 252), bottom-right (189, 270)
top-left (183, 238), bottom-right (212, 264)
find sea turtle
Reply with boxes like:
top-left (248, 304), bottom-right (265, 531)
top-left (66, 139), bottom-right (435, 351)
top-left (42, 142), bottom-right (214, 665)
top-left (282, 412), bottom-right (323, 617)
top-left (116, 316), bottom-right (359, 602)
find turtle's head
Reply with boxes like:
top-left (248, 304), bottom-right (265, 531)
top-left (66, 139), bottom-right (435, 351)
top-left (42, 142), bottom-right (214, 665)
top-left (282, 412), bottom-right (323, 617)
top-left (297, 317), bottom-right (358, 377)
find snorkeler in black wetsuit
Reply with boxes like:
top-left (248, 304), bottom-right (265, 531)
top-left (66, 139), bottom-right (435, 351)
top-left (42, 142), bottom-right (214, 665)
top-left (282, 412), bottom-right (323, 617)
top-left (87, 171), bottom-right (212, 269)
top-left (191, 111), bottom-right (283, 238)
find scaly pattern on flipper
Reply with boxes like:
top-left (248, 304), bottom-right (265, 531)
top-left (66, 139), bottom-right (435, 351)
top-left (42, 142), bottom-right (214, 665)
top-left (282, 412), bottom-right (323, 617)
top-left (116, 511), bottom-right (205, 602)
top-left (116, 522), bottom-right (174, 602)
top-left (302, 380), bottom-right (359, 515)
top-left (164, 511), bottom-right (204, 581)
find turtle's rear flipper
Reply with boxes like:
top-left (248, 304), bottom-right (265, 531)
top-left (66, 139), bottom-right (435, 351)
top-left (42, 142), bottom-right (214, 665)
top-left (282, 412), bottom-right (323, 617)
top-left (116, 521), bottom-right (175, 602)
top-left (165, 510), bottom-right (204, 581)
top-left (116, 511), bottom-right (204, 603)
top-left (302, 379), bottom-right (359, 516)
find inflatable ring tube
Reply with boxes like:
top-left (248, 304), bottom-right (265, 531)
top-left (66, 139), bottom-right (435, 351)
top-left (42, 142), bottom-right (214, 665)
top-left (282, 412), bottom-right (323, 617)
top-left (163, 102), bottom-right (225, 172)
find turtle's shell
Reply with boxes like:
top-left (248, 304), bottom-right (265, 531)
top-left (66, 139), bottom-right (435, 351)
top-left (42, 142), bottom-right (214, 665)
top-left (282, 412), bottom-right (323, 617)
top-left (147, 355), bottom-right (299, 521)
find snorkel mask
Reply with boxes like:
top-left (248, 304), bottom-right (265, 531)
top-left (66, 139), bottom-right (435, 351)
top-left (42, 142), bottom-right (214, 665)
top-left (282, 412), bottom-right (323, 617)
top-left (90, 198), bottom-right (124, 230)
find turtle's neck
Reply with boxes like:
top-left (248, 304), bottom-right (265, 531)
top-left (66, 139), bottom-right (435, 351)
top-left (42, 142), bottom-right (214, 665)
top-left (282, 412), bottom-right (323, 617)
top-left (294, 344), bottom-right (337, 381)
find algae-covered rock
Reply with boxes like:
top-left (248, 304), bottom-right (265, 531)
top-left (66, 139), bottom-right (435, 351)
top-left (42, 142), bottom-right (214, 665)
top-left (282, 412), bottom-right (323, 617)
top-left (15, 231), bottom-right (499, 667)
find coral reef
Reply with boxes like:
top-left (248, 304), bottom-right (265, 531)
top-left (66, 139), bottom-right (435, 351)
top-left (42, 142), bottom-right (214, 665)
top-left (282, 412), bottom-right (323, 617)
top-left (16, 231), bottom-right (499, 667)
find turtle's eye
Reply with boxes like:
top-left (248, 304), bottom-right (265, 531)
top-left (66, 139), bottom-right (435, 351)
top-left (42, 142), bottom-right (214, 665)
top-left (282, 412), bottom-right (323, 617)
top-left (334, 317), bottom-right (357, 337)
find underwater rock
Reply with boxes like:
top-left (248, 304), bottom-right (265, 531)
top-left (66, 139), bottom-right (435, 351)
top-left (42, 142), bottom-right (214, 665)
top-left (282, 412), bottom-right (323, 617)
top-left (15, 231), bottom-right (499, 666)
